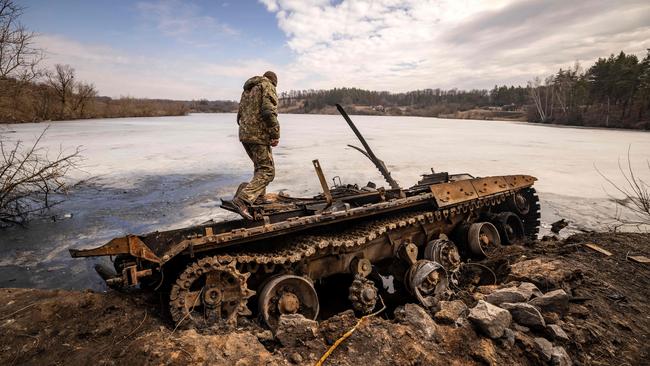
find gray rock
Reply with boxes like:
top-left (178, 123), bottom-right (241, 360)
top-left (289, 352), bottom-right (303, 364)
top-left (547, 324), bottom-right (570, 342)
top-left (485, 287), bottom-right (528, 306)
top-left (533, 337), bottom-right (554, 361)
top-left (512, 323), bottom-right (530, 333)
top-left (509, 259), bottom-right (577, 289)
top-left (468, 300), bottom-right (512, 339)
top-left (551, 346), bottom-right (572, 366)
top-left (529, 289), bottom-right (570, 314)
top-left (543, 312), bottom-right (561, 324)
top-left (254, 330), bottom-right (274, 342)
top-left (503, 328), bottom-right (515, 347)
top-left (434, 300), bottom-right (468, 324)
top-left (501, 302), bottom-right (546, 328)
top-left (275, 314), bottom-right (319, 347)
top-left (394, 303), bottom-right (439, 340)
top-left (518, 282), bottom-right (543, 299)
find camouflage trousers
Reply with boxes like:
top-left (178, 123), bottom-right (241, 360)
top-left (237, 143), bottom-right (275, 204)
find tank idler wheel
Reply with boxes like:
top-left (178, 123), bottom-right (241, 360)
top-left (348, 275), bottom-right (378, 314)
top-left (493, 212), bottom-right (525, 245)
top-left (424, 236), bottom-right (461, 273)
top-left (467, 222), bottom-right (501, 257)
top-left (508, 191), bottom-right (531, 216)
top-left (258, 275), bottom-right (319, 330)
top-left (405, 260), bottom-right (448, 308)
top-left (169, 258), bottom-right (254, 328)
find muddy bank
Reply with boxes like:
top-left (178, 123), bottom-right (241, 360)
top-left (1, 232), bottom-right (648, 366)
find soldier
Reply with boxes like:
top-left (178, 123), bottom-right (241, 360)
top-left (231, 71), bottom-right (280, 220)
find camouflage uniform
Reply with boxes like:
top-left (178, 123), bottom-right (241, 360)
top-left (236, 75), bottom-right (279, 204)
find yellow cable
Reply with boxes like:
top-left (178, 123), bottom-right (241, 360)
top-left (314, 297), bottom-right (386, 366)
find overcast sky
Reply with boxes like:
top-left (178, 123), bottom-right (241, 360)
top-left (23, 0), bottom-right (650, 100)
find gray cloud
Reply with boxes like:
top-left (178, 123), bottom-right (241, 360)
top-left (263, 0), bottom-right (650, 92)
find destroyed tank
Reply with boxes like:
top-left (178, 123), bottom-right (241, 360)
top-left (70, 104), bottom-right (540, 329)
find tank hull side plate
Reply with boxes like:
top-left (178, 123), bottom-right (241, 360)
top-left (430, 175), bottom-right (536, 208)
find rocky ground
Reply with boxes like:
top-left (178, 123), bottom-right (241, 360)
top-left (1, 232), bottom-right (648, 366)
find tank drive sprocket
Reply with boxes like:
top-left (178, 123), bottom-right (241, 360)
top-left (169, 257), bottom-right (254, 328)
top-left (348, 275), bottom-right (378, 314)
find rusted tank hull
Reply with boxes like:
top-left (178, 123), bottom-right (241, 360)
top-left (70, 173), bottom-right (539, 329)
top-left (70, 174), bottom-right (536, 264)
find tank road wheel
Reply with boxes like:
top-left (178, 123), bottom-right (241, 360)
top-left (348, 275), bottom-right (378, 314)
top-left (258, 275), bottom-right (319, 330)
top-left (405, 260), bottom-right (448, 308)
top-left (169, 258), bottom-right (254, 328)
top-left (424, 236), bottom-right (461, 273)
top-left (493, 212), bottom-right (525, 245)
top-left (467, 222), bottom-right (501, 257)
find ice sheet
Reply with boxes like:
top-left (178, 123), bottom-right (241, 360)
top-left (1, 113), bottom-right (648, 289)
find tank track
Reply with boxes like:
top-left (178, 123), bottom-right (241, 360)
top-left (179, 193), bottom-right (529, 274)
top-left (520, 187), bottom-right (541, 240)
top-left (169, 209), bottom-right (440, 325)
top-left (205, 209), bottom-right (443, 268)
top-left (169, 189), bottom-right (541, 325)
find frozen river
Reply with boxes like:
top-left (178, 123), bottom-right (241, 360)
top-left (1, 113), bottom-right (649, 290)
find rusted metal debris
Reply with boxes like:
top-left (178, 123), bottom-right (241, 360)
top-left (551, 219), bottom-right (569, 234)
top-left (70, 105), bottom-right (541, 330)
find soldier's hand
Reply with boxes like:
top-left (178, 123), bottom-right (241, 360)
top-left (270, 139), bottom-right (279, 147)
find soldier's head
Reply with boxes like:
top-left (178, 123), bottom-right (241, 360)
top-left (263, 71), bottom-right (278, 87)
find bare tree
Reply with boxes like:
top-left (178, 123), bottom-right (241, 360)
top-left (0, 0), bottom-right (42, 81)
top-left (554, 62), bottom-right (581, 118)
top-left (71, 82), bottom-right (96, 118)
top-left (46, 64), bottom-right (75, 119)
top-left (596, 147), bottom-right (650, 230)
top-left (0, 126), bottom-right (81, 227)
top-left (528, 76), bottom-right (555, 123)
top-left (34, 82), bottom-right (54, 119)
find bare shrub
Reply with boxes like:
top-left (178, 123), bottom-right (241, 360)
top-left (0, 126), bottom-right (81, 226)
top-left (596, 147), bottom-right (650, 230)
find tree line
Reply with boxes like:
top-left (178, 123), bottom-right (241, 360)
top-left (0, 0), bottom-right (188, 123)
top-left (528, 51), bottom-right (650, 129)
top-left (279, 86), bottom-right (528, 117)
top-left (3, 0), bottom-right (649, 129)
top-left (279, 50), bottom-right (650, 130)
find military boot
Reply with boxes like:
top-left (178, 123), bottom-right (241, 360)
top-left (232, 197), bottom-right (253, 220)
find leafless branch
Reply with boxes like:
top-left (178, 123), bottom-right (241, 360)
top-left (0, 126), bottom-right (81, 227)
top-left (0, 0), bottom-right (42, 81)
top-left (596, 146), bottom-right (650, 230)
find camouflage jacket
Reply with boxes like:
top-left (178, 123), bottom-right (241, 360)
top-left (237, 76), bottom-right (279, 145)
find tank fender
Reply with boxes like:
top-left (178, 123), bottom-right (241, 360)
top-left (430, 175), bottom-right (536, 208)
top-left (69, 235), bottom-right (161, 264)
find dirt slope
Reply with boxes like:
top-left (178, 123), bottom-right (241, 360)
top-left (1, 232), bottom-right (648, 366)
